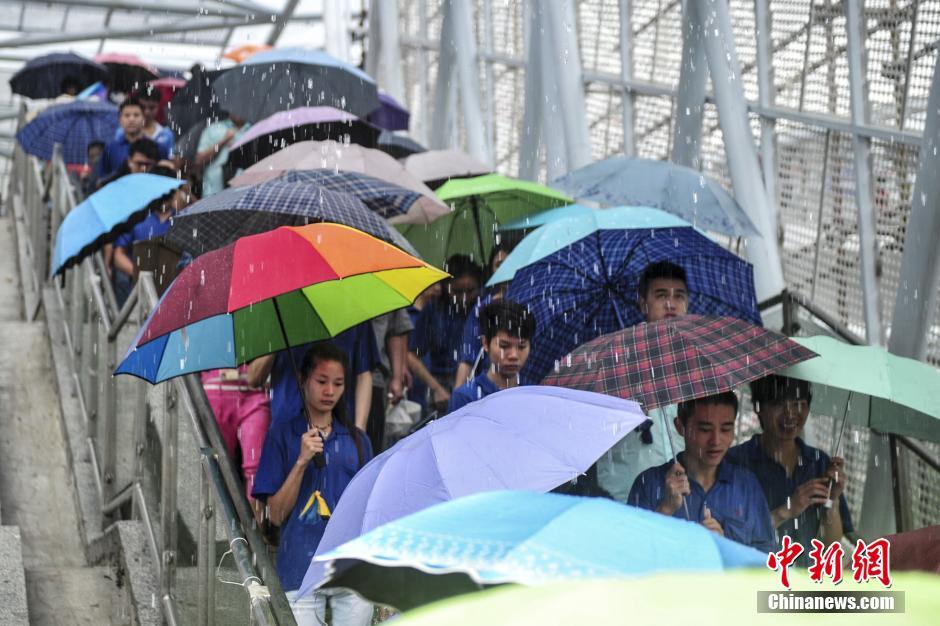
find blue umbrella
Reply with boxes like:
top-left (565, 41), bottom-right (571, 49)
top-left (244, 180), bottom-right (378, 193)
top-left (507, 225), bottom-right (761, 383)
top-left (297, 386), bottom-right (649, 597)
top-left (15, 100), bottom-right (119, 165)
top-left (9, 52), bottom-right (107, 99)
top-left (51, 173), bottom-right (184, 275)
top-left (368, 91), bottom-right (411, 131)
top-left (499, 203), bottom-right (599, 231)
top-left (552, 157), bottom-right (761, 237)
top-left (316, 490), bottom-right (765, 610)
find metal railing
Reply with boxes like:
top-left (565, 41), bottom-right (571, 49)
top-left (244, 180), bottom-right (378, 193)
top-left (6, 108), bottom-right (295, 625)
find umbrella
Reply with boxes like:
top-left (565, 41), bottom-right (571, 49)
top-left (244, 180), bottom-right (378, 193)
top-left (51, 173), bottom-right (183, 276)
top-left (499, 203), bottom-right (599, 231)
top-left (296, 385), bottom-right (649, 597)
top-left (367, 92), bottom-right (410, 131)
top-left (779, 335), bottom-right (940, 443)
top-left (542, 315), bottom-right (815, 411)
top-left (489, 206), bottom-right (696, 285)
top-left (166, 68), bottom-right (226, 136)
top-left (222, 44), bottom-right (271, 63)
top-left (403, 148), bottom-right (491, 189)
top-left (394, 572), bottom-right (939, 626)
top-left (115, 222), bottom-right (447, 383)
top-left (147, 77), bottom-right (186, 125)
top-left (95, 52), bottom-right (159, 93)
top-left (229, 140), bottom-right (437, 198)
top-left (15, 100), bottom-right (119, 165)
top-left (162, 178), bottom-right (418, 258)
top-left (376, 131), bottom-right (427, 159)
top-left (316, 490), bottom-right (766, 611)
top-left (399, 174), bottom-right (572, 269)
top-left (506, 217), bottom-right (763, 382)
top-left (211, 47), bottom-right (379, 122)
top-left (10, 52), bottom-right (107, 99)
top-left (225, 106), bottom-right (381, 171)
top-left (270, 170), bottom-right (449, 225)
top-left (552, 157), bottom-right (761, 237)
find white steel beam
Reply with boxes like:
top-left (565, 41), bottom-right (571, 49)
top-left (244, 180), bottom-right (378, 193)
top-left (365, 0), bottom-right (404, 101)
top-left (671, 0), bottom-right (706, 168)
top-left (618, 0), bottom-right (636, 156)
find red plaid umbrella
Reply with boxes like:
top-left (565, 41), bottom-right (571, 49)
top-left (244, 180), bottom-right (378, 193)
top-left (541, 315), bottom-right (816, 411)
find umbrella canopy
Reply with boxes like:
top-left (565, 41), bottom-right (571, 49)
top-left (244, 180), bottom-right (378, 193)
top-left (367, 91), bottom-right (410, 131)
top-left (15, 99), bottom-right (119, 165)
top-left (780, 335), bottom-right (940, 443)
top-left (376, 131), bottom-right (427, 159)
top-left (229, 140), bottom-right (437, 197)
top-left (499, 203), bottom-right (599, 231)
top-left (225, 106), bottom-right (380, 171)
top-left (211, 47), bottom-right (379, 122)
top-left (542, 315), bottom-right (815, 411)
top-left (403, 149), bottom-right (491, 189)
top-left (116, 223), bottom-right (447, 383)
top-left (297, 386), bottom-right (648, 597)
top-left (506, 224), bottom-right (762, 382)
top-left (489, 206), bottom-right (695, 285)
top-left (552, 157), bottom-right (760, 237)
top-left (269, 170), bottom-right (448, 225)
top-left (95, 52), bottom-right (159, 93)
top-left (222, 43), bottom-right (271, 63)
top-left (395, 571), bottom-right (939, 626)
top-left (317, 490), bottom-right (766, 611)
top-left (166, 68), bottom-right (226, 135)
top-left (162, 178), bottom-right (416, 258)
top-left (10, 52), bottom-right (107, 99)
top-left (51, 173), bottom-right (183, 276)
top-left (400, 174), bottom-right (572, 268)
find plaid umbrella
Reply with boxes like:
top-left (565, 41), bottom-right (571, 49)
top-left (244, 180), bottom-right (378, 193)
top-left (541, 315), bottom-right (816, 411)
top-left (507, 227), bottom-right (761, 383)
top-left (15, 100), bottom-right (119, 164)
top-left (164, 179), bottom-right (414, 258)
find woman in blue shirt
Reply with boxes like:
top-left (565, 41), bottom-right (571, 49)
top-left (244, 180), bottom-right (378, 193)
top-left (253, 343), bottom-right (374, 626)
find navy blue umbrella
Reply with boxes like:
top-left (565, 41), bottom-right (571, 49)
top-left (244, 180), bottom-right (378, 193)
top-left (9, 52), bottom-right (107, 99)
top-left (507, 226), bottom-right (761, 383)
top-left (15, 100), bottom-right (119, 165)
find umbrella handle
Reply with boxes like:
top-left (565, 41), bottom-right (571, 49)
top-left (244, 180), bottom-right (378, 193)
top-left (657, 407), bottom-right (691, 521)
top-left (824, 390), bottom-right (853, 509)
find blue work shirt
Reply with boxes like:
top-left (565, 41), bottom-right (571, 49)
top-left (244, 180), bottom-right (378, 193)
top-left (726, 435), bottom-right (854, 561)
top-left (458, 295), bottom-right (492, 372)
top-left (114, 211), bottom-right (172, 251)
top-left (252, 415), bottom-right (373, 591)
top-left (447, 371), bottom-right (500, 414)
top-left (270, 324), bottom-right (380, 424)
top-left (111, 124), bottom-right (174, 161)
top-left (97, 131), bottom-right (171, 179)
top-left (409, 298), bottom-right (472, 382)
top-left (406, 305), bottom-right (429, 409)
top-left (628, 454), bottom-right (776, 553)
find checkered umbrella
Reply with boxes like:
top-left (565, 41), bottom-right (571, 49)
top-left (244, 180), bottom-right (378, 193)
top-left (541, 315), bottom-right (816, 411)
top-left (507, 226), bottom-right (762, 383)
top-left (15, 100), bottom-right (118, 164)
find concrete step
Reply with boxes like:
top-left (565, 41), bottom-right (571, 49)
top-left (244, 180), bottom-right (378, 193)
top-left (24, 565), bottom-right (125, 625)
top-left (0, 526), bottom-right (29, 626)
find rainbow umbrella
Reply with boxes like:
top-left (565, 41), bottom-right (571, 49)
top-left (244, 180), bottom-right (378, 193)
top-left (115, 223), bottom-right (448, 383)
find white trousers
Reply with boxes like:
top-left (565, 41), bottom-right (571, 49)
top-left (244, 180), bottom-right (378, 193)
top-left (286, 589), bottom-right (373, 626)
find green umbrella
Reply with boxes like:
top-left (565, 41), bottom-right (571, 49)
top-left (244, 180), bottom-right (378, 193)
top-left (399, 173), bottom-right (572, 268)
top-left (397, 570), bottom-right (938, 625)
top-left (779, 336), bottom-right (940, 443)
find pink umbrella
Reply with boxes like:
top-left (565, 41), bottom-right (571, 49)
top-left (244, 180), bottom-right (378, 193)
top-left (95, 52), bottom-right (159, 93)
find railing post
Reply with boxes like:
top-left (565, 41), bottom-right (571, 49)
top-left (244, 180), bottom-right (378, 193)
top-left (131, 281), bottom-right (150, 520)
top-left (83, 270), bottom-right (99, 437)
top-left (197, 457), bottom-right (217, 626)
top-left (161, 383), bottom-right (180, 609)
top-left (98, 283), bottom-right (117, 505)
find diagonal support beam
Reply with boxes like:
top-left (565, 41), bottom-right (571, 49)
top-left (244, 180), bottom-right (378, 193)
top-left (15, 0), bottom-right (256, 19)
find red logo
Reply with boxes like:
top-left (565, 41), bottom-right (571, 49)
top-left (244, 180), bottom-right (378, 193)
top-left (851, 538), bottom-right (892, 587)
top-left (808, 538), bottom-right (844, 584)
top-left (766, 535), bottom-right (804, 589)
top-left (768, 537), bottom-right (892, 589)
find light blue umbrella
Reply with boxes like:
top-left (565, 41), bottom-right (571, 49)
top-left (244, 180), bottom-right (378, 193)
top-left (51, 173), bottom-right (183, 275)
top-left (316, 490), bottom-right (766, 611)
top-left (498, 203), bottom-right (599, 230)
top-left (488, 205), bottom-right (699, 286)
top-left (552, 157), bottom-right (761, 237)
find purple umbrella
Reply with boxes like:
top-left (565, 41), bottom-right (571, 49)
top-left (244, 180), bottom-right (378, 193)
top-left (225, 106), bottom-right (380, 171)
top-left (296, 385), bottom-right (648, 597)
top-left (367, 91), bottom-right (410, 131)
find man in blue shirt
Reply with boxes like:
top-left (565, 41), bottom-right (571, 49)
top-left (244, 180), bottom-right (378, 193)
top-left (136, 87), bottom-right (175, 157)
top-left (727, 375), bottom-right (853, 564)
top-left (448, 299), bottom-right (535, 413)
top-left (628, 391), bottom-right (775, 553)
top-left (97, 97), bottom-right (170, 180)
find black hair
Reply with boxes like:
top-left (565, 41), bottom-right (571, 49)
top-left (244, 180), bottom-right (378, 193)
top-left (444, 254), bottom-right (484, 286)
top-left (676, 391), bottom-right (739, 426)
top-left (638, 261), bottom-right (687, 300)
top-left (60, 75), bottom-right (81, 95)
top-left (135, 86), bottom-right (161, 103)
top-left (119, 96), bottom-right (143, 113)
top-left (750, 375), bottom-right (813, 410)
top-left (87, 141), bottom-right (105, 153)
top-left (480, 300), bottom-right (536, 344)
top-left (128, 138), bottom-right (160, 162)
top-left (299, 343), bottom-right (364, 467)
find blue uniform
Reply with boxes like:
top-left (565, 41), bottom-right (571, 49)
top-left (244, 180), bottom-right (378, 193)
top-left (628, 455), bottom-right (776, 553)
top-left (447, 371), bottom-right (500, 413)
top-left (97, 130), bottom-right (171, 179)
top-left (269, 324), bottom-right (380, 424)
top-left (726, 435), bottom-right (854, 562)
top-left (458, 295), bottom-right (493, 372)
top-left (252, 415), bottom-right (372, 591)
top-left (114, 211), bottom-right (172, 251)
top-left (409, 299), bottom-right (471, 383)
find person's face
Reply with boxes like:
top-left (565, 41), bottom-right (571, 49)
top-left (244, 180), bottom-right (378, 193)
top-left (304, 360), bottom-right (345, 414)
top-left (640, 277), bottom-right (689, 322)
top-left (119, 105), bottom-right (144, 135)
top-left (139, 98), bottom-right (160, 124)
top-left (127, 151), bottom-right (154, 173)
top-left (448, 275), bottom-right (479, 311)
top-left (757, 397), bottom-right (810, 443)
top-left (484, 330), bottom-right (530, 380)
top-left (676, 402), bottom-right (736, 468)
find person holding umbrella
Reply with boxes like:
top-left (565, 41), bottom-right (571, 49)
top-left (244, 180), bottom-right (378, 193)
top-left (253, 343), bottom-right (374, 626)
top-left (726, 375), bottom-right (852, 562)
top-left (195, 113), bottom-right (251, 196)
